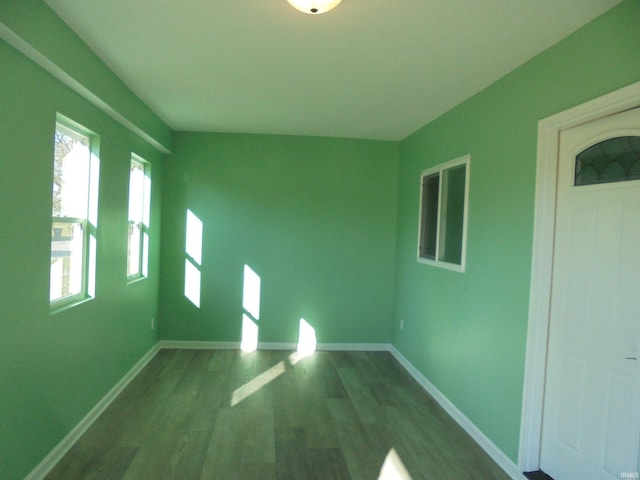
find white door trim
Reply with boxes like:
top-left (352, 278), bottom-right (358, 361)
top-left (518, 81), bottom-right (640, 472)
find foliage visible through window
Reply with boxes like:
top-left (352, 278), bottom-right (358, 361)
top-left (127, 156), bottom-right (150, 280)
top-left (417, 155), bottom-right (469, 272)
top-left (50, 120), bottom-right (98, 306)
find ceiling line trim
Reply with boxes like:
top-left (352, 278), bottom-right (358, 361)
top-left (0, 22), bottom-right (172, 155)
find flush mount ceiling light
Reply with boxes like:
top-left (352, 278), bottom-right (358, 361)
top-left (286, 0), bottom-right (342, 14)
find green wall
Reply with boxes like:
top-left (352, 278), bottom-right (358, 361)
top-left (392, 0), bottom-right (640, 462)
top-left (159, 133), bottom-right (399, 345)
top-left (0, 35), bottom-right (165, 480)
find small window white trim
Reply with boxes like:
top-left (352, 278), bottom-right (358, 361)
top-left (127, 153), bottom-right (151, 283)
top-left (50, 115), bottom-right (99, 311)
top-left (416, 154), bottom-right (470, 272)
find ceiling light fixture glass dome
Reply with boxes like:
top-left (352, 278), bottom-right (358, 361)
top-left (286, 0), bottom-right (342, 14)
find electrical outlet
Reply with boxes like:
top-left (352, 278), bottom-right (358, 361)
top-left (400, 319), bottom-right (404, 331)
top-left (151, 317), bottom-right (155, 330)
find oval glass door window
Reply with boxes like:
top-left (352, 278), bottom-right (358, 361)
top-left (575, 136), bottom-right (640, 186)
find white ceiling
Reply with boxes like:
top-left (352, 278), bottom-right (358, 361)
top-left (45, 0), bottom-right (621, 141)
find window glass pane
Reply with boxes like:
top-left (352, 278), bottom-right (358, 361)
top-left (88, 234), bottom-right (96, 298)
top-left (575, 136), bottom-right (640, 186)
top-left (142, 171), bottom-right (151, 227)
top-left (127, 157), bottom-right (150, 280)
top-left (128, 160), bottom-right (145, 223)
top-left (417, 155), bottom-right (469, 271)
top-left (50, 221), bottom-right (84, 301)
top-left (127, 223), bottom-right (141, 277)
top-left (438, 164), bottom-right (466, 265)
top-left (51, 121), bottom-right (92, 305)
top-left (141, 232), bottom-right (149, 277)
top-left (419, 173), bottom-right (439, 259)
top-left (53, 127), bottom-right (90, 219)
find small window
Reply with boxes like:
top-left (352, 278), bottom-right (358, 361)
top-left (50, 117), bottom-right (99, 308)
top-left (127, 155), bottom-right (151, 281)
top-left (417, 155), bottom-right (470, 272)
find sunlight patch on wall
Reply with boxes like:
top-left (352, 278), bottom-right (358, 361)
top-left (241, 314), bottom-right (259, 353)
top-left (231, 360), bottom-right (286, 407)
top-left (241, 264), bottom-right (261, 352)
top-left (184, 259), bottom-right (201, 308)
top-left (242, 264), bottom-right (261, 321)
top-left (185, 209), bottom-right (203, 264)
top-left (297, 318), bottom-right (317, 357)
top-left (184, 209), bottom-right (203, 308)
top-left (289, 318), bottom-right (317, 365)
top-left (378, 448), bottom-right (412, 480)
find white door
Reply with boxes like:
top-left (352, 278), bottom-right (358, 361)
top-left (540, 107), bottom-right (640, 480)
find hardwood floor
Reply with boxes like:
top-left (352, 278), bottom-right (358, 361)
top-left (45, 349), bottom-right (511, 479)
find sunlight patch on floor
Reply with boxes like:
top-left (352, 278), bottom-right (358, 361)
top-left (378, 448), bottom-right (412, 480)
top-left (234, 319), bottom-right (318, 404)
top-left (230, 360), bottom-right (286, 406)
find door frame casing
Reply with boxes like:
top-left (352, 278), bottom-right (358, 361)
top-left (518, 81), bottom-right (640, 472)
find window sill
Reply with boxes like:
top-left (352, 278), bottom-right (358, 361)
top-left (127, 275), bottom-right (147, 286)
top-left (50, 295), bottom-right (93, 315)
top-left (417, 256), bottom-right (465, 273)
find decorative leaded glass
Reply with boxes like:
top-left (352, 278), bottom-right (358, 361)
top-left (575, 136), bottom-right (640, 186)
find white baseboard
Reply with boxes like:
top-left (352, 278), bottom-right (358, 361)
top-left (157, 340), bottom-right (392, 352)
top-left (389, 346), bottom-right (527, 480)
top-left (158, 341), bottom-right (295, 350)
top-left (318, 342), bottom-right (391, 351)
top-left (25, 343), bottom-right (160, 480)
top-left (158, 340), bottom-right (240, 350)
top-left (260, 342), bottom-right (296, 350)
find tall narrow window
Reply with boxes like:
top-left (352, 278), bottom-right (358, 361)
top-left (127, 156), bottom-right (151, 281)
top-left (50, 117), bottom-right (99, 308)
top-left (417, 155), bottom-right (470, 272)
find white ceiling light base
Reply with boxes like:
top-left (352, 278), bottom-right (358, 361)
top-left (286, 0), bottom-right (342, 15)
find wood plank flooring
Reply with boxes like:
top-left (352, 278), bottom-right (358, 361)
top-left (45, 349), bottom-right (511, 480)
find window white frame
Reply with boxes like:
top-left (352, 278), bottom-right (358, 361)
top-left (417, 155), bottom-right (470, 272)
top-left (127, 154), bottom-right (151, 282)
top-left (50, 116), bottom-right (99, 311)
